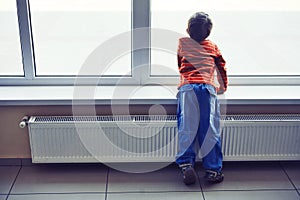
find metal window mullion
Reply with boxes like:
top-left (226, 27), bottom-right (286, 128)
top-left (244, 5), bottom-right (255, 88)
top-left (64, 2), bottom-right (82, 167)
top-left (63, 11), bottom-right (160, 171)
top-left (16, 0), bottom-right (35, 80)
top-left (132, 0), bottom-right (150, 85)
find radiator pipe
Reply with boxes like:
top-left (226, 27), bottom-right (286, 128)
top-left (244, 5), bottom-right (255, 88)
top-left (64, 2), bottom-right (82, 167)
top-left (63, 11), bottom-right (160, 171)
top-left (19, 116), bottom-right (29, 128)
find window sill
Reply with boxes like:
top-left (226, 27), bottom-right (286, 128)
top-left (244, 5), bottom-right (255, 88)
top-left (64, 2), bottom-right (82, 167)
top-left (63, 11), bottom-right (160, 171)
top-left (0, 85), bottom-right (299, 106)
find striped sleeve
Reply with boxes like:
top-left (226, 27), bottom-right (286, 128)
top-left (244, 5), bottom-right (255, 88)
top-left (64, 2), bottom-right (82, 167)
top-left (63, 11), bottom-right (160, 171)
top-left (214, 45), bottom-right (228, 93)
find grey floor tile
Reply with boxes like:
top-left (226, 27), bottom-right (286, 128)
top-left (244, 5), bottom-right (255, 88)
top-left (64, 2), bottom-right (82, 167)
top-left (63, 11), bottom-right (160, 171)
top-left (203, 190), bottom-right (300, 200)
top-left (281, 161), bottom-right (300, 189)
top-left (7, 193), bottom-right (105, 200)
top-left (11, 164), bottom-right (108, 194)
top-left (200, 162), bottom-right (294, 191)
top-left (107, 192), bottom-right (204, 200)
top-left (0, 166), bottom-right (20, 194)
top-left (0, 195), bottom-right (7, 200)
top-left (108, 164), bottom-right (201, 192)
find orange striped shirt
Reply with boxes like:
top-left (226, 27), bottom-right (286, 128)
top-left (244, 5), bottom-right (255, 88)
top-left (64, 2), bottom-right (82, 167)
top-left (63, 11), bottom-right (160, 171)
top-left (177, 37), bottom-right (227, 92)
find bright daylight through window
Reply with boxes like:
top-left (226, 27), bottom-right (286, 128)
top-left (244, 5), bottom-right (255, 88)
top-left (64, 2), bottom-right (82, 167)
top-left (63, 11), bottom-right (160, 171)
top-left (0, 0), bottom-right (299, 86)
top-left (30, 0), bottom-right (131, 76)
top-left (0, 0), bottom-right (23, 76)
top-left (151, 0), bottom-right (300, 77)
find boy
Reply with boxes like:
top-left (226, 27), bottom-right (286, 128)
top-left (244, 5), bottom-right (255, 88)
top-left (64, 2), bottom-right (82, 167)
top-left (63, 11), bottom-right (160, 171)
top-left (176, 12), bottom-right (227, 185)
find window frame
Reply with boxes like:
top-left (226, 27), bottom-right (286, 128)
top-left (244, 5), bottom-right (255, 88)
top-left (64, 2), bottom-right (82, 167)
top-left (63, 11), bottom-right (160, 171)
top-left (0, 0), bottom-right (299, 86)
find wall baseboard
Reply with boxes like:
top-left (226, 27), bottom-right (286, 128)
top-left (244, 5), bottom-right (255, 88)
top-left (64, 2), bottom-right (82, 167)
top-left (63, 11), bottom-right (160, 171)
top-left (0, 158), bottom-right (32, 166)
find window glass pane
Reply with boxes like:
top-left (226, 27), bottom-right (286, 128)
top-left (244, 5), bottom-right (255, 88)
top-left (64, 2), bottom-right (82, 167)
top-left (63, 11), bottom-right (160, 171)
top-left (30, 0), bottom-right (131, 76)
top-left (151, 0), bottom-right (300, 76)
top-left (0, 0), bottom-right (23, 76)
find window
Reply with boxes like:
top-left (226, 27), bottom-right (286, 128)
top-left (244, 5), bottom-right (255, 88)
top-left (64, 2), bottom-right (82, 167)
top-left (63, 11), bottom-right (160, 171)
top-left (151, 0), bottom-right (300, 83)
top-left (30, 0), bottom-right (131, 76)
top-left (0, 0), bottom-right (23, 76)
top-left (0, 0), bottom-right (299, 86)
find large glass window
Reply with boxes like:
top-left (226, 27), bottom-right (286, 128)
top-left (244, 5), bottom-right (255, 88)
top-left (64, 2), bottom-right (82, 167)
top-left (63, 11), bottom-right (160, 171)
top-left (0, 0), bottom-right (23, 76)
top-left (151, 0), bottom-right (300, 76)
top-left (0, 0), bottom-right (299, 86)
top-left (30, 0), bottom-right (132, 76)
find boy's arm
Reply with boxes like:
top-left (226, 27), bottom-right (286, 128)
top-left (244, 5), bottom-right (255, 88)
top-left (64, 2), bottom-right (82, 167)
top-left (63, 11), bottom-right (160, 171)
top-left (214, 46), bottom-right (228, 94)
top-left (178, 55), bottom-right (182, 68)
top-left (177, 39), bottom-right (182, 69)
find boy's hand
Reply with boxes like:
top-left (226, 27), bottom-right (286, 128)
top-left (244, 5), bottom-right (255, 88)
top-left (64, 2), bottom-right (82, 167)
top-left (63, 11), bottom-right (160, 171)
top-left (217, 90), bottom-right (225, 95)
top-left (217, 86), bottom-right (226, 95)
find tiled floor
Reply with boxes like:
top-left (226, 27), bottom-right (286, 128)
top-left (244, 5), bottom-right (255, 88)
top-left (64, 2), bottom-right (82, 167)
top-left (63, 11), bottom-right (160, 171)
top-left (0, 161), bottom-right (299, 200)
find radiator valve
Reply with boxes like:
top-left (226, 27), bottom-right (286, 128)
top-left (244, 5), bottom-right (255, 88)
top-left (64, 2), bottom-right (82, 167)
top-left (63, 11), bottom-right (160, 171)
top-left (19, 116), bottom-right (29, 128)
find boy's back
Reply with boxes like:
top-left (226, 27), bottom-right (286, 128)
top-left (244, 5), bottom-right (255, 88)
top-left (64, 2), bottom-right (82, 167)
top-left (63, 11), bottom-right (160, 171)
top-left (177, 37), bottom-right (226, 90)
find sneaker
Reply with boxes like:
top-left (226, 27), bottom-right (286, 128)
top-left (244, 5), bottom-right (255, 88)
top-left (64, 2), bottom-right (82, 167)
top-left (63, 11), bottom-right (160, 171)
top-left (180, 164), bottom-right (197, 185)
top-left (204, 170), bottom-right (224, 183)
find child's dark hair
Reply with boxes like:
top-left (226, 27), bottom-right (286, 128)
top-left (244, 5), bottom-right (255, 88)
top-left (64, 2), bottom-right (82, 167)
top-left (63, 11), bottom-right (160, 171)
top-left (187, 12), bottom-right (212, 42)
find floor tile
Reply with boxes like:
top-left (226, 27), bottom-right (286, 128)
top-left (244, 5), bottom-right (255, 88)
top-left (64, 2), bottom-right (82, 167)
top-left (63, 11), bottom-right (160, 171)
top-left (281, 161), bottom-right (300, 189)
top-left (199, 162), bottom-right (294, 191)
top-left (7, 193), bottom-right (105, 200)
top-left (108, 164), bottom-right (201, 192)
top-left (107, 192), bottom-right (204, 200)
top-left (11, 164), bottom-right (108, 194)
top-left (0, 195), bottom-right (7, 200)
top-left (203, 190), bottom-right (300, 200)
top-left (0, 166), bottom-right (20, 194)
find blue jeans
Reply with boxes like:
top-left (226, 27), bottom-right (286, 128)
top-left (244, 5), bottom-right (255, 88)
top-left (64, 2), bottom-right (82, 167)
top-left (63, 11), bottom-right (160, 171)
top-left (175, 84), bottom-right (223, 172)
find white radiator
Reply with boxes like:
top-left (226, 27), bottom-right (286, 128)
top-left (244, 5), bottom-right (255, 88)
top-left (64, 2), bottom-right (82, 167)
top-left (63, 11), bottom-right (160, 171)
top-left (27, 115), bottom-right (300, 163)
top-left (221, 115), bottom-right (300, 161)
